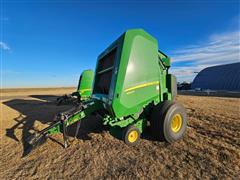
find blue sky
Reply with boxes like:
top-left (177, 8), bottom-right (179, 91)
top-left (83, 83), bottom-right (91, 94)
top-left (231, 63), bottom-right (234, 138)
top-left (1, 0), bottom-right (240, 88)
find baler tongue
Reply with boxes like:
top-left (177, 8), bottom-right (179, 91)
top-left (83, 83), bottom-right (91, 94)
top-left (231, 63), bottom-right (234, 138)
top-left (25, 119), bottom-right (62, 154)
top-left (25, 132), bottom-right (47, 155)
top-left (27, 132), bottom-right (46, 146)
top-left (24, 100), bottom-right (102, 155)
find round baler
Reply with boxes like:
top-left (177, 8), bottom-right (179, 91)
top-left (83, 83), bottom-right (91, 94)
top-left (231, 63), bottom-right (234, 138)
top-left (27, 29), bottom-right (187, 150)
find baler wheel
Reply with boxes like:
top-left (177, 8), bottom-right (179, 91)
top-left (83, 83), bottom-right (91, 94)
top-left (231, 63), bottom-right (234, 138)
top-left (122, 125), bottom-right (140, 146)
top-left (150, 101), bottom-right (187, 143)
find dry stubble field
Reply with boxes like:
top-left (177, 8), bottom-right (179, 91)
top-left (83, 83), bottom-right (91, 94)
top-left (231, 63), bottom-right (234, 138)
top-left (0, 88), bottom-right (240, 179)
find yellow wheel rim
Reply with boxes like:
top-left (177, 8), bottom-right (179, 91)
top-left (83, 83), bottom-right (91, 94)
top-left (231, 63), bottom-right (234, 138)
top-left (171, 113), bottom-right (182, 133)
top-left (128, 130), bottom-right (138, 143)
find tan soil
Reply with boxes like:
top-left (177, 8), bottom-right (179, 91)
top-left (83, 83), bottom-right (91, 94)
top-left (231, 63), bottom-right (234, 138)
top-left (0, 88), bottom-right (240, 179)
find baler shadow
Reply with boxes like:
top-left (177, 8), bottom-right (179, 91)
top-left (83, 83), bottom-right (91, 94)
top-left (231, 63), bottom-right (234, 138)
top-left (3, 98), bottom-right (103, 157)
top-left (4, 99), bottom-right (69, 156)
top-left (141, 126), bottom-right (166, 142)
top-left (65, 114), bottom-right (104, 140)
top-left (30, 95), bottom-right (60, 102)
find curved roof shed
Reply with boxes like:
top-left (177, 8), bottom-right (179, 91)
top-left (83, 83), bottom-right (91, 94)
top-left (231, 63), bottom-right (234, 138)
top-left (191, 63), bottom-right (240, 91)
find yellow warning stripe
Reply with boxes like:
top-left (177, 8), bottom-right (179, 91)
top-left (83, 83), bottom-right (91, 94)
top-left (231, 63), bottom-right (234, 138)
top-left (80, 88), bottom-right (92, 93)
top-left (124, 81), bottom-right (159, 92)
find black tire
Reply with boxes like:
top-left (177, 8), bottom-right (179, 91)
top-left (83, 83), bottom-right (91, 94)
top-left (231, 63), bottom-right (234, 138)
top-left (150, 101), bottom-right (187, 143)
top-left (122, 125), bottom-right (141, 146)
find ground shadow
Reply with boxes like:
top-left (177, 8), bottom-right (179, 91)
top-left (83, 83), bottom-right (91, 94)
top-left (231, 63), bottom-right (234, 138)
top-left (3, 98), bottom-right (104, 157)
top-left (108, 122), bottom-right (165, 143)
top-left (140, 126), bottom-right (166, 143)
top-left (30, 95), bottom-right (60, 102)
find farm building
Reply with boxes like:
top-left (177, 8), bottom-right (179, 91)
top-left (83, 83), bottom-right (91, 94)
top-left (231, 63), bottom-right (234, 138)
top-left (191, 63), bottom-right (240, 91)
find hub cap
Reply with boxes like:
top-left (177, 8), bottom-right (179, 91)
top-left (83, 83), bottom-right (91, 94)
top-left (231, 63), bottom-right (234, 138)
top-left (171, 114), bottom-right (182, 133)
top-left (128, 130), bottom-right (138, 143)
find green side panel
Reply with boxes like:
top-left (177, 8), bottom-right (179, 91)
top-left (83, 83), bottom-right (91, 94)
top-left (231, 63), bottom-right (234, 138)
top-left (112, 29), bottom-right (161, 118)
top-left (78, 70), bottom-right (94, 98)
top-left (166, 74), bottom-right (177, 100)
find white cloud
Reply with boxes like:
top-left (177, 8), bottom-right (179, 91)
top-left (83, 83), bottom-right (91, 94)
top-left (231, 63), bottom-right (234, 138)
top-left (169, 30), bottom-right (240, 82)
top-left (0, 41), bottom-right (11, 51)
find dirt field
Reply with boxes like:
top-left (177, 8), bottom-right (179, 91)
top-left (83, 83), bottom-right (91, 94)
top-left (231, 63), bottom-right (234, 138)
top-left (0, 88), bottom-right (240, 179)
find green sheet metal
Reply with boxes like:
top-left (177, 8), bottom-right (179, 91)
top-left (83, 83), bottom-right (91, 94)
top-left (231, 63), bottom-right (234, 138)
top-left (93, 29), bottom-right (173, 119)
top-left (77, 70), bottom-right (94, 99)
